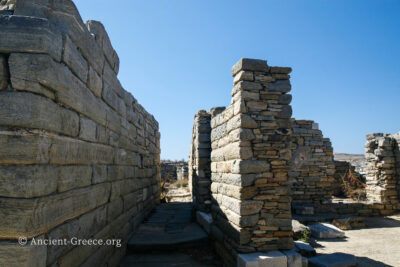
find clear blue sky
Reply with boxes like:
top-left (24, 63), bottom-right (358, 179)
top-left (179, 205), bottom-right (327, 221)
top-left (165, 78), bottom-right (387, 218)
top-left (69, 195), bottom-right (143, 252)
top-left (75, 0), bottom-right (400, 160)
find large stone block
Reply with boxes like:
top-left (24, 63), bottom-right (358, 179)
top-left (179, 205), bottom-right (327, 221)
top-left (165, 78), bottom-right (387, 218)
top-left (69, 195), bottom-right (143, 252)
top-left (0, 15), bottom-right (62, 61)
top-left (46, 205), bottom-right (107, 265)
top-left (0, 240), bottom-right (47, 267)
top-left (232, 58), bottom-right (268, 76)
top-left (49, 135), bottom-right (114, 165)
top-left (63, 36), bottom-right (88, 83)
top-left (232, 160), bottom-right (270, 174)
top-left (0, 165), bottom-right (57, 198)
top-left (9, 53), bottom-right (107, 126)
top-left (0, 183), bottom-right (110, 239)
top-left (0, 91), bottom-right (79, 136)
top-left (57, 165), bottom-right (92, 193)
top-left (0, 132), bottom-right (51, 164)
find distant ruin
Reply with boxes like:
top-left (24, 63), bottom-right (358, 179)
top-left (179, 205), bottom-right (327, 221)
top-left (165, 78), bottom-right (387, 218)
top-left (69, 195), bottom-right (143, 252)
top-left (189, 58), bottom-right (400, 265)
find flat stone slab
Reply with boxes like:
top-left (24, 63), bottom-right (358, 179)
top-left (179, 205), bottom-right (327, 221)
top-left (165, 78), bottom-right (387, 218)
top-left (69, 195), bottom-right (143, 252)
top-left (308, 253), bottom-right (356, 267)
top-left (282, 249), bottom-right (302, 267)
top-left (128, 203), bottom-right (208, 252)
top-left (294, 241), bottom-right (316, 257)
top-left (308, 223), bottom-right (345, 239)
top-left (237, 251), bottom-right (287, 267)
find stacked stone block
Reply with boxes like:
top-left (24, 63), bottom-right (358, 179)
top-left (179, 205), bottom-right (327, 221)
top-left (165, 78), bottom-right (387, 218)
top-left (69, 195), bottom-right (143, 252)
top-left (0, 1), bottom-right (160, 266)
top-left (365, 133), bottom-right (399, 206)
top-left (289, 120), bottom-right (336, 206)
top-left (209, 58), bottom-right (294, 265)
top-left (189, 110), bottom-right (212, 212)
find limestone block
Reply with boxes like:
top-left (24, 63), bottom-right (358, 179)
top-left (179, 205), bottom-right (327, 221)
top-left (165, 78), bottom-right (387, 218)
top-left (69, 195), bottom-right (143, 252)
top-left (237, 251), bottom-right (287, 267)
top-left (63, 36), bottom-right (88, 82)
top-left (196, 211), bottom-right (213, 234)
top-left (8, 53), bottom-right (107, 126)
top-left (79, 116), bottom-right (97, 142)
top-left (270, 67), bottom-right (292, 74)
top-left (0, 165), bottom-right (57, 198)
top-left (46, 205), bottom-right (107, 265)
top-left (227, 114), bottom-right (258, 133)
top-left (49, 136), bottom-right (114, 165)
top-left (0, 240), bottom-right (47, 267)
top-left (103, 61), bottom-right (123, 97)
top-left (282, 249), bottom-right (302, 267)
top-left (0, 183), bottom-right (110, 239)
top-left (87, 66), bottom-right (102, 97)
top-left (268, 80), bottom-right (291, 93)
top-left (0, 15), bottom-right (62, 61)
top-left (232, 160), bottom-right (270, 174)
top-left (234, 70), bottom-right (254, 84)
top-left (308, 223), bottom-right (345, 239)
top-left (57, 165), bottom-right (92, 193)
top-left (279, 94), bottom-right (292, 105)
top-left (0, 132), bottom-right (51, 164)
top-left (232, 58), bottom-right (268, 76)
top-left (0, 91), bottom-right (79, 136)
top-left (92, 165), bottom-right (108, 184)
top-left (86, 20), bottom-right (119, 74)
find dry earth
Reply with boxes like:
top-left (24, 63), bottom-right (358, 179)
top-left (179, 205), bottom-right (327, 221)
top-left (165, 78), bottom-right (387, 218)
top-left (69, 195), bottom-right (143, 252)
top-left (314, 215), bottom-right (400, 267)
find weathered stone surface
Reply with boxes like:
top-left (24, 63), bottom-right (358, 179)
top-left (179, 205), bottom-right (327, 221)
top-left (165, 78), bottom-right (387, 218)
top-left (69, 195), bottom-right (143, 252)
top-left (86, 20), bottom-right (119, 74)
top-left (0, 15), bottom-right (62, 61)
top-left (63, 35), bottom-right (88, 82)
top-left (0, 183), bottom-right (110, 239)
top-left (57, 166), bottom-right (92, 192)
top-left (237, 251), bottom-right (287, 267)
top-left (308, 223), bottom-right (345, 239)
top-left (49, 136), bottom-right (114, 165)
top-left (87, 66), bottom-right (102, 97)
top-left (232, 160), bottom-right (270, 174)
top-left (0, 91), bottom-right (79, 136)
top-left (232, 58), bottom-right (268, 76)
top-left (0, 132), bottom-right (51, 164)
top-left (282, 249), bottom-right (302, 267)
top-left (79, 116), bottom-right (97, 142)
top-left (0, 165), bottom-right (57, 198)
top-left (0, 240), bottom-right (47, 267)
top-left (8, 53), bottom-right (107, 126)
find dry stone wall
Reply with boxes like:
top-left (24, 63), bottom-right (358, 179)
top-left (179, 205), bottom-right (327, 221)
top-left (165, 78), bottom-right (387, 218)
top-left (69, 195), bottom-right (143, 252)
top-left (0, 1), bottom-right (160, 266)
top-left (188, 110), bottom-right (213, 212)
top-left (289, 120), bottom-right (336, 206)
top-left (365, 133), bottom-right (399, 207)
top-left (208, 58), bottom-right (294, 265)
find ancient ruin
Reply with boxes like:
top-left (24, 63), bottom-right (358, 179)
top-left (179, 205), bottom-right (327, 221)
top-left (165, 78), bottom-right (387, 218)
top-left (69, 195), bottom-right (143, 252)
top-left (0, 1), bottom-right (399, 267)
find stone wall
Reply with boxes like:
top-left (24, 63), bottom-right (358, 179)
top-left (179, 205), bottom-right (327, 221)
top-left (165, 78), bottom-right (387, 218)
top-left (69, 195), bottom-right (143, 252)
top-left (0, 1), bottom-right (160, 266)
top-left (188, 110), bottom-right (212, 212)
top-left (365, 133), bottom-right (399, 206)
top-left (161, 161), bottom-right (188, 182)
top-left (290, 120), bottom-right (336, 206)
top-left (209, 58), bottom-right (294, 265)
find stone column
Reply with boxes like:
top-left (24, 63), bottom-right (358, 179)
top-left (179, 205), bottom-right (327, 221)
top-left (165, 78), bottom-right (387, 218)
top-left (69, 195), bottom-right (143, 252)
top-left (189, 110), bottom-right (212, 212)
top-left (210, 58), bottom-right (294, 264)
top-left (365, 133), bottom-right (399, 206)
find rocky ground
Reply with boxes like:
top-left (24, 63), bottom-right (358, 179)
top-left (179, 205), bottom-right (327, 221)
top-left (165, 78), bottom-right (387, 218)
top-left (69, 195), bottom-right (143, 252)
top-left (314, 215), bottom-right (400, 267)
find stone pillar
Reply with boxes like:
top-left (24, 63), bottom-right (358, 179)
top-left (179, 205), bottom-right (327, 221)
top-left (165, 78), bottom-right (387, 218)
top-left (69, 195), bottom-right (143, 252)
top-left (189, 110), bottom-right (212, 212)
top-left (365, 133), bottom-right (399, 206)
top-left (210, 58), bottom-right (294, 264)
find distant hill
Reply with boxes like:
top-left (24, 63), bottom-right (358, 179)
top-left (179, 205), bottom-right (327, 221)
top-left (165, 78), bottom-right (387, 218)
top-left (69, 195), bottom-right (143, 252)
top-left (334, 153), bottom-right (366, 170)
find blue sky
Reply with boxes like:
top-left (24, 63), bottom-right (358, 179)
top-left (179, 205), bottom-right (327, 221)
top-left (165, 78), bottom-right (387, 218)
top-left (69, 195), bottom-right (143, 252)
top-left (75, 0), bottom-right (400, 160)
